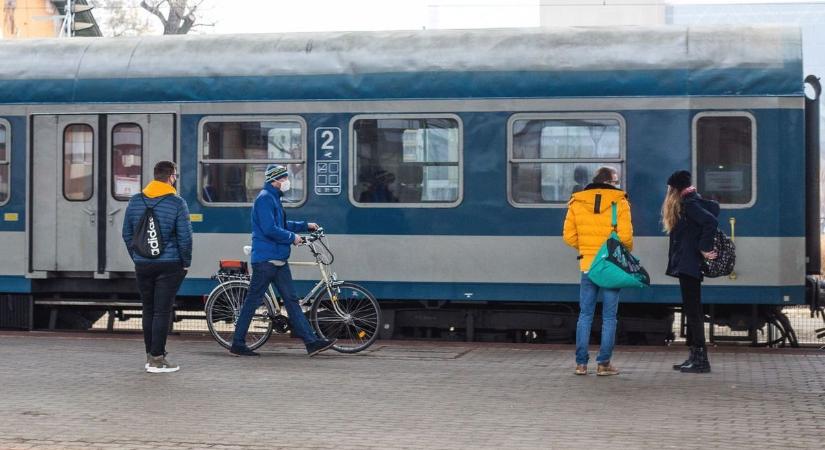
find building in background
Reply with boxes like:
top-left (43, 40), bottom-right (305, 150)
top-left (1, 0), bottom-right (100, 38)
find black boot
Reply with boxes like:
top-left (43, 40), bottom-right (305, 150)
top-left (680, 346), bottom-right (711, 373)
top-left (673, 346), bottom-right (695, 370)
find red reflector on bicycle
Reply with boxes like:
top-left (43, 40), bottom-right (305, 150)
top-left (219, 260), bottom-right (249, 274)
top-left (219, 260), bottom-right (243, 269)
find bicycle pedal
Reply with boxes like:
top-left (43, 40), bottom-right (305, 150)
top-left (272, 314), bottom-right (290, 333)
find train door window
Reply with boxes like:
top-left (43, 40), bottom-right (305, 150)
top-left (350, 115), bottom-right (462, 207)
top-left (111, 123), bottom-right (143, 200)
top-left (198, 116), bottom-right (307, 206)
top-left (508, 113), bottom-right (625, 207)
top-left (0, 122), bottom-right (8, 205)
top-left (693, 112), bottom-right (756, 207)
top-left (63, 124), bottom-right (94, 201)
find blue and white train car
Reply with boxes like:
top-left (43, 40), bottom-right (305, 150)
top-left (0, 27), bottom-right (820, 341)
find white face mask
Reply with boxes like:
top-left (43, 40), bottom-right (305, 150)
top-left (279, 179), bottom-right (291, 193)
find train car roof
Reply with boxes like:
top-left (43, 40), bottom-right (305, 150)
top-left (0, 26), bottom-right (803, 103)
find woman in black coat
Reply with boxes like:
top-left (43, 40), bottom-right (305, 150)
top-left (662, 170), bottom-right (718, 373)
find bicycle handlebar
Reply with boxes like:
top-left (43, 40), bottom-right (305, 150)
top-left (303, 227), bottom-right (325, 243)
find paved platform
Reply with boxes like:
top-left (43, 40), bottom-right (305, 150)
top-left (0, 332), bottom-right (823, 449)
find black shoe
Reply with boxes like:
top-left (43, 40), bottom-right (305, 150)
top-left (230, 345), bottom-right (260, 357)
top-left (680, 346), bottom-right (711, 373)
top-left (306, 339), bottom-right (337, 357)
top-left (673, 346), bottom-right (695, 370)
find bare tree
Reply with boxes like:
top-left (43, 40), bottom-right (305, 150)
top-left (139, 0), bottom-right (214, 35)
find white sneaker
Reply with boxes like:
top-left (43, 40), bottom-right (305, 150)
top-left (146, 355), bottom-right (180, 373)
top-left (145, 352), bottom-right (168, 370)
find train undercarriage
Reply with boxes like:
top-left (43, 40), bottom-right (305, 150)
top-left (4, 287), bottom-right (821, 348)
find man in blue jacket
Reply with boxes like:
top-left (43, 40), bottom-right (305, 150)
top-left (231, 164), bottom-right (336, 357)
top-left (122, 161), bottom-right (192, 373)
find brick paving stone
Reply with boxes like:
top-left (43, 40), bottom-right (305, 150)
top-left (0, 333), bottom-right (823, 449)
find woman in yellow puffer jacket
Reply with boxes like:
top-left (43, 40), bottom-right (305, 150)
top-left (563, 167), bottom-right (633, 377)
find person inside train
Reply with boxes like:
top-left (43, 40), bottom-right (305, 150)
top-left (563, 166), bottom-right (632, 376)
top-left (571, 165), bottom-right (589, 194)
top-left (230, 164), bottom-right (336, 357)
top-left (662, 170), bottom-right (718, 374)
top-left (358, 168), bottom-right (398, 203)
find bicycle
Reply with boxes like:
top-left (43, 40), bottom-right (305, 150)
top-left (204, 228), bottom-right (381, 353)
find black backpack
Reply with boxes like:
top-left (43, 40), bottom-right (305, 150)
top-left (132, 195), bottom-right (171, 259)
top-left (701, 228), bottom-right (736, 278)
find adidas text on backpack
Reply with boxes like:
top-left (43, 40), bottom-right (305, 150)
top-left (132, 195), bottom-right (170, 259)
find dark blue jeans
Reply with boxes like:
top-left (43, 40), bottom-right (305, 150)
top-left (232, 262), bottom-right (320, 349)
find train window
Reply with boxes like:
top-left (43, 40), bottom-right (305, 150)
top-left (694, 113), bottom-right (756, 206)
top-left (199, 117), bottom-right (306, 206)
top-left (0, 123), bottom-right (7, 205)
top-left (508, 114), bottom-right (625, 207)
top-left (111, 124), bottom-right (143, 201)
top-left (351, 115), bottom-right (462, 207)
top-left (63, 124), bottom-right (94, 202)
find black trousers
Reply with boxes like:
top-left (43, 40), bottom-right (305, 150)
top-left (678, 274), bottom-right (706, 348)
top-left (135, 263), bottom-right (186, 357)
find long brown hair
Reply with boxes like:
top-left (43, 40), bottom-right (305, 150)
top-left (661, 186), bottom-right (682, 233)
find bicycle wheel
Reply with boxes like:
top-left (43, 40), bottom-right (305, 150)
top-left (310, 282), bottom-right (381, 353)
top-left (205, 280), bottom-right (275, 350)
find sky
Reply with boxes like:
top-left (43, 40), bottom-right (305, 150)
top-left (89, 0), bottom-right (825, 36)
top-left (198, 0), bottom-right (825, 34)
top-left (206, 0), bottom-right (539, 34)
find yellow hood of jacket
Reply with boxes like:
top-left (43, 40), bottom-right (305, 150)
top-left (563, 186), bottom-right (634, 272)
top-left (142, 180), bottom-right (177, 198)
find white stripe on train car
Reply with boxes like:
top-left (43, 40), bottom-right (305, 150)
top-left (186, 233), bottom-right (805, 287)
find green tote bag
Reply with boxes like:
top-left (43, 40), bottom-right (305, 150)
top-left (587, 202), bottom-right (650, 289)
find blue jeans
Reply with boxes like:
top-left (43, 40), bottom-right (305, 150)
top-left (576, 273), bottom-right (620, 365)
top-left (232, 262), bottom-right (320, 349)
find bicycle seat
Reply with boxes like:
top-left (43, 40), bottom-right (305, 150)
top-left (243, 245), bottom-right (252, 256)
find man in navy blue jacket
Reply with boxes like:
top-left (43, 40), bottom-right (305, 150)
top-left (122, 161), bottom-right (192, 373)
top-left (231, 164), bottom-right (335, 357)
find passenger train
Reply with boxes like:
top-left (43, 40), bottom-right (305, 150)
top-left (0, 26), bottom-right (821, 344)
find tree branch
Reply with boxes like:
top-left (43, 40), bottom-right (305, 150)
top-left (139, 0), bottom-right (168, 27)
top-left (178, 14), bottom-right (196, 34)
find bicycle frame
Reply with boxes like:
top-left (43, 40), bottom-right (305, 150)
top-left (265, 239), bottom-right (347, 319)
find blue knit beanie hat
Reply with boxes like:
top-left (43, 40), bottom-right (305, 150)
top-left (264, 164), bottom-right (288, 183)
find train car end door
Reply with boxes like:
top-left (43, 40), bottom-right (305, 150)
top-left (30, 113), bottom-right (175, 277)
top-left (31, 115), bottom-right (99, 274)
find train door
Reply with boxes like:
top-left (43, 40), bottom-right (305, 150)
top-left (105, 114), bottom-right (175, 272)
top-left (31, 113), bottom-right (175, 275)
top-left (32, 115), bottom-right (99, 273)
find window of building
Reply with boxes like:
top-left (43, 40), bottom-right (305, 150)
top-left (0, 123), bottom-right (8, 205)
top-left (63, 124), bottom-right (94, 201)
top-left (694, 113), bottom-right (756, 206)
top-left (199, 117), bottom-right (306, 206)
top-left (112, 123), bottom-right (143, 201)
top-left (351, 115), bottom-right (462, 206)
top-left (508, 114), bottom-right (624, 206)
